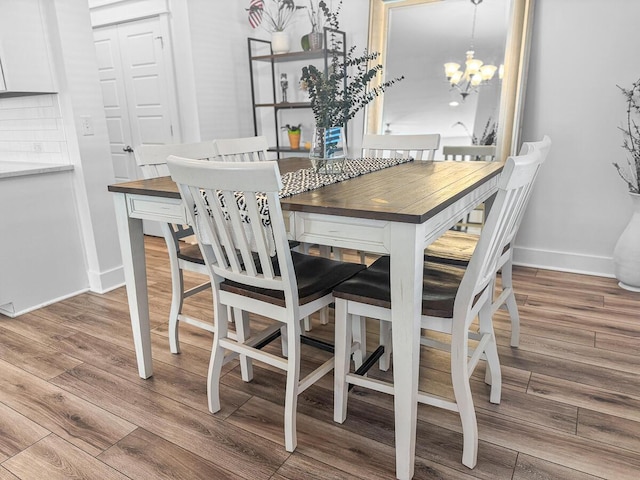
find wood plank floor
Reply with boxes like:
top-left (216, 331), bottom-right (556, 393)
top-left (1, 235), bottom-right (639, 479)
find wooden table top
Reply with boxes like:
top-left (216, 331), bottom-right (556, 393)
top-left (108, 158), bottom-right (503, 225)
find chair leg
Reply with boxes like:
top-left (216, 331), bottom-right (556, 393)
top-left (233, 307), bottom-right (254, 382)
top-left (284, 318), bottom-right (301, 452)
top-left (451, 328), bottom-right (478, 469)
top-left (500, 258), bottom-right (520, 347)
top-left (168, 264), bottom-right (184, 354)
top-left (207, 304), bottom-right (229, 414)
top-left (478, 304), bottom-right (502, 405)
top-left (333, 298), bottom-right (350, 423)
top-left (280, 324), bottom-right (288, 357)
top-left (350, 314), bottom-right (366, 370)
top-left (319, 306), bottom-right (329, 325)
top-left (303, 316), bottom-right (312, 331)
top-left (379, 321), bottom-right (392, 371)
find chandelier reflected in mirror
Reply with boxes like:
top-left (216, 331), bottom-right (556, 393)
top-left (444, 0), bottom-right (503, 102)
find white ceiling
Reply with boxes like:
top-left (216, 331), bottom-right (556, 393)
top-left (383, 0), bottom-right (509, 140)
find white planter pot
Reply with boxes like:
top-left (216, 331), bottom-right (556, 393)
top-left (271, 31), bottom-right (290, 54)
top-left (613, 192), bottom-right (640, 291)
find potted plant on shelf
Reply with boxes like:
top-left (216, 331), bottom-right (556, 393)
top-left (613, 78), bottom-right (640, 291)
top-left (282, 124), bottom-right (302, 150)
top-left (300, 0), bottom-right (403, 173)
top-left (247, 0), bottom-right (305, 54)
top-left (302, 0), bottom-right (323, 51)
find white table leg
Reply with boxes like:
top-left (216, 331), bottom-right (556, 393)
top-left (389, 223), bottom-right (423, 480)
top-left (113, 194), bottom-right (153, 378)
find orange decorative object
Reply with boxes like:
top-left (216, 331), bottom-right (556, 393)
top-left (288, 131), bottom-right (301, 150)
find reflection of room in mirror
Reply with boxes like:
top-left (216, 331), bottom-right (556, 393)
top-left (383, 0), bottom-right (508, 156)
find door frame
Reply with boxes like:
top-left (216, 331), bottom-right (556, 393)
top-left (90, 1), bottom-right (183, 151)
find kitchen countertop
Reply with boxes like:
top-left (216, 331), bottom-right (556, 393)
top-left (0, 161), bottom-right (74, 179)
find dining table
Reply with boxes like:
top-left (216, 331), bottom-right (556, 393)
top-left (108, 156), bottom-right (503, 479)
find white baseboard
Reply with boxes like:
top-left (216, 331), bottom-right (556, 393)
top-left (513, 245), bottom-right (615, 278)
top-left (0, 288), bottom-right (90, 318)
top-left (87, 265), bottom-right (125, 294)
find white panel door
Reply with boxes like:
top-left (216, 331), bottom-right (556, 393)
top-left (94, 27), bottom-right (135, 183)
top-left (94, 15), bottom-right (178, 184)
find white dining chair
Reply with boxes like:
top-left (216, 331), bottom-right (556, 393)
top-left (136, 141), bottom-right (262, 382)
top-left (425, 136), bottom-right (551, 347)
top-left (212, 135), bottom-right (270, 162)
top-left (332, 146), bottom-right (544, 470)
top-left (167, 157), bottom-right (366, 452)
top-left (354, 133), bottom-right (441, 266)
top-left (443, 145), bottom-right (497, 161)
top-left (361, 133), bottom-right (441, 161)
top-left (134, 142), bottom-right (217, 353)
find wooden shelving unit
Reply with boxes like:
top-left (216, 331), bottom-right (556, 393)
top-left (247, 29), bottom-right (346, 158)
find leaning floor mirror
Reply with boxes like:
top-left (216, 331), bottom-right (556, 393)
top-left (366, 0), bottom-right (535, 161)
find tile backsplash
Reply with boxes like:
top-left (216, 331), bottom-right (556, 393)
top-left (0, 94), bottom-right (68, 164)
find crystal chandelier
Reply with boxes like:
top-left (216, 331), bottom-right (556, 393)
top-left (444, 0), bottom-right (502, 102)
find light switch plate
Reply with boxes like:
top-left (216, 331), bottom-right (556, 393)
top-left (80, 115), bottom-right (94, 136)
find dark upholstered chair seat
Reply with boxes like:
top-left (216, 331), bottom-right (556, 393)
top-left (221, 251), bottom-right (365, 307)
top-left (177, 240), bottom-right (300, 266)
top-left (333, 255), bottom-right (468, 318)
top-left (176, 243), bottom-right (205, 265)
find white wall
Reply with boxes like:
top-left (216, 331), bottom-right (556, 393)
top-left (515, 0), bottom-right (638, 276)
top-left (186, 0), bottom-right (369, 154)
top-left (0, 0), bottom-right (124, 316)
top-left (47, 0), bottom-right (124, 291)
top-left (0, 171), bottom-right (87, 316)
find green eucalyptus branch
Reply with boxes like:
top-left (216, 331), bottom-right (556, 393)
top-left (616, 80), bottom-right (640, 194)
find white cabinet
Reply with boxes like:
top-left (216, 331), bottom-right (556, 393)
top-left (0, 0), bottom-right (56, 94)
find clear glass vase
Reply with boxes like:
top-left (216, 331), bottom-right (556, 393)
top-left (309, 126), bottom-right (347, 174)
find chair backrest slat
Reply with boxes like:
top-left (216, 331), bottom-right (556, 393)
top-left (442, 145), bottom-right (496, 162)
top-left (361, 134), bottom-right (441, 161)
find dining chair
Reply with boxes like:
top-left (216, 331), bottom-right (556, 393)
top-left (166, 156), bottom-right (366, 452)
top-left (332, 146), bottom-right (544, 469)
top-left (212, 135), bottom-right (270, 162)
top-left (361, 133), bottom-right (441, 161)
top-left (213, 135), bottom-right (316, 329)
top-left (425, 136), bottom-right (551, 347)
top-left (134, 142), bottom-right (217, 354)
top-left (354, 132), bottom-right (441, 266)
top-left (443, 145), bottom-right (497, 161)
top-left (136, 142), bottom-right (258, 382)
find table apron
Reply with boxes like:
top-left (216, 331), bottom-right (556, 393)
top-left (291, 212), bottom-right (391, 254)
top-left (288, 175), bottom-right (499, 253)
top-left (420, 176), bottom-right (499, 247)
top-left (126, 194), bottom-right (188, 224)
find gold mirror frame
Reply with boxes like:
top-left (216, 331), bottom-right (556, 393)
top-left (366, 0), bottom-right (535, 161)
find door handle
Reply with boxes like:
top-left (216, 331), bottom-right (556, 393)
top-left (123, 146), bottom-right (134, 153)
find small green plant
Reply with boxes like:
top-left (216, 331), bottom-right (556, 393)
top-left (300, 0), bottom-right (404, 128)
top-left (616, 79), bottom-right (640, 193)
top-left (282, 124), bottom-right (301, 133)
